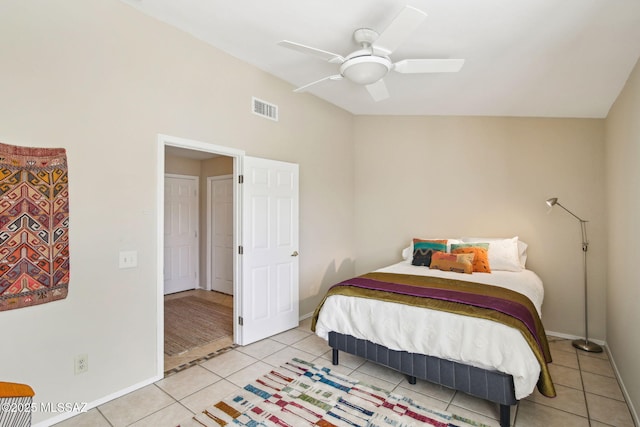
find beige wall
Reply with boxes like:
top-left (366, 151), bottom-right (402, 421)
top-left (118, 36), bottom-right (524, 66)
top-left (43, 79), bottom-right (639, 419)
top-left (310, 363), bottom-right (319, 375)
top-left (202, 156), bottom-right (234, 177)
top-left (0, 1), bottom-right (354, 424)
top-left (353, 116), bottom-right (607, 339)
top-left (1, 0), bottom-right (636, 424)
top-left (165, 153), bottom-right (202, 176)
top-left (605, 58), bottom-right (640, 420)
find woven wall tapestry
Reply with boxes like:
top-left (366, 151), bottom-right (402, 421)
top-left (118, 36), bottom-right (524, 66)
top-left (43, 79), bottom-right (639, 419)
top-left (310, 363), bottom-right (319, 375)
top-left (0, 142), bottom-right (69, 311)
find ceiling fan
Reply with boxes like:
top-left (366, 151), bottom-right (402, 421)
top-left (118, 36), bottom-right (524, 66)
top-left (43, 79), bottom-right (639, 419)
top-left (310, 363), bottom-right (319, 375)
top-left (278, 5), bottom-right (465, 102)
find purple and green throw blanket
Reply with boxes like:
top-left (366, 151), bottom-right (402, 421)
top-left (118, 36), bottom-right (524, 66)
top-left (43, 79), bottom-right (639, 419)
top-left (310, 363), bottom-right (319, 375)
top-left (312, 272), bottom-right (556, 398)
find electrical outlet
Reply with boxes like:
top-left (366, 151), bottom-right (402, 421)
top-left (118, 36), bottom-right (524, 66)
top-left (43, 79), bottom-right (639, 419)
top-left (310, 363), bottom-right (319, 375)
top-left (75, 354), bottom-right (88, 375)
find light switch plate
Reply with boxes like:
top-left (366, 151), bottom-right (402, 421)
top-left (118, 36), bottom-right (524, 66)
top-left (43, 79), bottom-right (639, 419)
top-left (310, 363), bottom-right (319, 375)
top-left (119, 251), bottom-right (138, 269)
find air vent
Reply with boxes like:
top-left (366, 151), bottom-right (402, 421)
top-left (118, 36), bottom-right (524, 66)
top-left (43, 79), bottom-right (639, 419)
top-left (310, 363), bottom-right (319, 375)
top-left (252, 97), bottom-right (278, 121)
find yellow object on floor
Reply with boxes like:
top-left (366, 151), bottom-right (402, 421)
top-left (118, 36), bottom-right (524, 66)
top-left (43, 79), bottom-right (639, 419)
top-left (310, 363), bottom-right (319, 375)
top-left (0, 381), bottom-right (34, 398)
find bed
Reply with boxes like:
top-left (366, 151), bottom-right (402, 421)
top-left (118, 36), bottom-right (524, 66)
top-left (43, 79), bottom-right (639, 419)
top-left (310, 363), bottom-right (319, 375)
top-left (311, 237), bottom-right (555, 427)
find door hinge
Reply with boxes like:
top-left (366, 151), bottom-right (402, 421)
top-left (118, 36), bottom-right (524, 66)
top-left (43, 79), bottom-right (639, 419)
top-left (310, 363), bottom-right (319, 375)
top-left (238, 174), bottom-right (244, 184)
top-left (238, 245), bottom-right (243, 255)
top-left (238, 316), bottom-right (243, 326)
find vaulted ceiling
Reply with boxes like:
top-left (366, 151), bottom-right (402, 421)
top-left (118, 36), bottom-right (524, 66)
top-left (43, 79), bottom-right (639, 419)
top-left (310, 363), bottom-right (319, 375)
top-left (121, 0), bottom-right (640, 118)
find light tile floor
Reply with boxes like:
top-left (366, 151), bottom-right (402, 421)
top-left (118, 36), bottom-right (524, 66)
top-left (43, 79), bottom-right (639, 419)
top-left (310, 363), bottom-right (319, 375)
top-left (55, 319), bottom-right (636, 427)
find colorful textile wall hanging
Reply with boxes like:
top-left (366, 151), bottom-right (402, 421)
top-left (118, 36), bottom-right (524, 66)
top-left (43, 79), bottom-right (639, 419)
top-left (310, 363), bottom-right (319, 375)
top-left (0, 142), bottom-right (69, 311)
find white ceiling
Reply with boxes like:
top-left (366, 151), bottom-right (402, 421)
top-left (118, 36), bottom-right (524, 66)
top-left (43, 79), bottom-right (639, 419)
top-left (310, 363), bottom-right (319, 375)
top-left (121, 0), bottom-right (640, 118)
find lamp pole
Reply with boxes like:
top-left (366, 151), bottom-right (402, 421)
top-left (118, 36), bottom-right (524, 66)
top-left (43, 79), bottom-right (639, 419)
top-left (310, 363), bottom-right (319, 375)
top-left (573, 218), bottom-right (602, 352)
top-left (546, 198), bottom-right (602, 353)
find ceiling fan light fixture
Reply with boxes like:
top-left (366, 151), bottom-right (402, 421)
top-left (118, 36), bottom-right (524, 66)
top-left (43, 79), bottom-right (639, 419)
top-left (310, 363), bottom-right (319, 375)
top-left (278, 6), bottom-right (464, 100)
top-left (340, 56), bottom-right (391, 85)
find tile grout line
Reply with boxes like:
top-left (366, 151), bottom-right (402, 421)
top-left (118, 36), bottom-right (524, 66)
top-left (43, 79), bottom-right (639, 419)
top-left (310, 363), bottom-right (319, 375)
top-left (518, 343), bottom-right (592, 423)
top-left (95, 406), bottom-right (114, 427)
top-left (575, 348), bottom-right (595, 426)
top-left (117, 384), bottom-right (181, 427)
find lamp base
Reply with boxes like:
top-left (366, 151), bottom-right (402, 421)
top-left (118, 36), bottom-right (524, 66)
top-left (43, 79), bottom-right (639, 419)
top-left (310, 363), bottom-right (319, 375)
top-left (572, 339), bottom-right (603, 353)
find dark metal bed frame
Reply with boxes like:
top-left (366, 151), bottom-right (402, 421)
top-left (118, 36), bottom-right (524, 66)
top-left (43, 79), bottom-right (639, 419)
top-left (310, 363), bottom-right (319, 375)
top-left (329, 331), bottom-right (516, 427)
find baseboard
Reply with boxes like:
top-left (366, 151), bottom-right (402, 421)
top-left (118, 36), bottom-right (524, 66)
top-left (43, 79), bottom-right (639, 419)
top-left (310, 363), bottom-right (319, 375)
top-left (299, 311), bottom-right (314, 321)
top-left (605, 346), bottom-right (639, 426)
top-left (32, 374), bottom-right (163, 427)
top-left (545, 330), bottom-right (606, 346)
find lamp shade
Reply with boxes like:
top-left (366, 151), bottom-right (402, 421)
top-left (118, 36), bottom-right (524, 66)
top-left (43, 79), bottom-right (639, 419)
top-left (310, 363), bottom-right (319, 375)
top-left (546, 197), bottom-right (558, 207)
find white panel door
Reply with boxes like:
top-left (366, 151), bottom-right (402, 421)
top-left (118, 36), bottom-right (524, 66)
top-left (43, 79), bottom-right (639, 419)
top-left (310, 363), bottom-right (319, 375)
top-left (164, 175), bottom-right (199, 295)
top-left (210, 176), bottom-right (234, 294)
top-left (240, 156), bottom-right (299, 345)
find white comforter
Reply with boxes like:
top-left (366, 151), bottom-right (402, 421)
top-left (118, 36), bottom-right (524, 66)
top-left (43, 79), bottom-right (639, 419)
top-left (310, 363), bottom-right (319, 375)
top-left (314, 262), bottom-right (545, 399)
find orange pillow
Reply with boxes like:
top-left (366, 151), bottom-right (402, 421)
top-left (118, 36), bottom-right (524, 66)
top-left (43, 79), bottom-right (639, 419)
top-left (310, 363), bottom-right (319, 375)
top-left (452, 246), bottom-right (491, 273)
top-left (430, 252), bottom-right (475, 274)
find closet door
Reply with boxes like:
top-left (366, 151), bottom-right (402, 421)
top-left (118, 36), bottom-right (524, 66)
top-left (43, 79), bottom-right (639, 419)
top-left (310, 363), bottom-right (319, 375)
top-left (164, 174), bottom-right (199, 295)
top-left (209, 175), bottom-right (234, 294)
top-left (239, 157), bottom-right (299, 345)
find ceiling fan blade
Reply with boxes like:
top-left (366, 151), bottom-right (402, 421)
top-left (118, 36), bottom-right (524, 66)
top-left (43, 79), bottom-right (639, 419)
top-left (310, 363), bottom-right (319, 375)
top-left (365, 79), bottom-right (389, 102)
top-left (394, 58), bottom-right (465, 73)
top-left (373, 6), bottom-right (428, 55)
top-left (293, 75), bottom-right (343, 93)
top-left (278, 40), bottom-right (345, 63)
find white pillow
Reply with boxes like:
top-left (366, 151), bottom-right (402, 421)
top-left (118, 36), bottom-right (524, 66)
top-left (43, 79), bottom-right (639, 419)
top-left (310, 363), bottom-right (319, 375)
top-left (401, 244), bottom-right (413, 261)
top-left (517, 240), bottom-right (528, 268)
top-left (461, 236), bottom-right (523, 271)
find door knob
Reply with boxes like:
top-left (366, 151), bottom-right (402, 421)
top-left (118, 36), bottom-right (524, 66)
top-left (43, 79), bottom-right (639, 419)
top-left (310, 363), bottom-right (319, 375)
top-left (291, 251), bottom-right (299, 257)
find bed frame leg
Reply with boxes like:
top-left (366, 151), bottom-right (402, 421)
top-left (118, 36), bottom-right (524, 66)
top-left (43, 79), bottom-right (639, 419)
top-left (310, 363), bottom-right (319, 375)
top-left (332, 348), bottom-right (339, 365)
top-left (407, 375), bottom-right (417, 385)
top-left (499, 404), bottom-right (510, 427)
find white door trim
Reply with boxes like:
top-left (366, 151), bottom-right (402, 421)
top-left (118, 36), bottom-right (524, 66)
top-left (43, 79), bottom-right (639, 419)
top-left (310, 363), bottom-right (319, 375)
top-left (156, 134), bottom-right (245, 377)
top-left (206, 174), bottom-right (233, 293)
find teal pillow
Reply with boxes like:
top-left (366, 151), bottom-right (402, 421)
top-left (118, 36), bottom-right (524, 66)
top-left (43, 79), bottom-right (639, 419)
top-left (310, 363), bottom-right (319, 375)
top-left (450, 242), bottom-right (490, 251)
top-left (412, 239), bottom-right (447, 266)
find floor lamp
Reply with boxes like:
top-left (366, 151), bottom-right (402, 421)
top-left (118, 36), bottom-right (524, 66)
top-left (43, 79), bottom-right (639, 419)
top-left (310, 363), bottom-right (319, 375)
top-left (546, 197), bottom-right (603, 353)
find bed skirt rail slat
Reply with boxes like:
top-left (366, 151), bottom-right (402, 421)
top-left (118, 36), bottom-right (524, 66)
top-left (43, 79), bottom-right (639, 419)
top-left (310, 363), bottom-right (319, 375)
top-left (328, 331), bottom-right (516, 427)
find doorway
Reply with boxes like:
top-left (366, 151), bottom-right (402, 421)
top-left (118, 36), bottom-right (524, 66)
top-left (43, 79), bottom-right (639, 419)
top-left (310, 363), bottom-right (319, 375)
top-left (156, 134), bottom-right (300, 377)
top-left (158, 137), bottom-right (244, 375)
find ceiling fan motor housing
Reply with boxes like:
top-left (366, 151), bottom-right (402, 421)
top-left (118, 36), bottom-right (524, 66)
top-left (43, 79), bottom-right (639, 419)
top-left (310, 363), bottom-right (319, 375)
top-left (353, 28), bottom-right (379, 46)
top-left (336, 28), bottom-right (390, 85)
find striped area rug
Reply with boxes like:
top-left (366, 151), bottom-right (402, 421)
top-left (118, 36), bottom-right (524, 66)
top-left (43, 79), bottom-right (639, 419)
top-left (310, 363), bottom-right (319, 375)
top-left (185, 358), bottom-right (490, 427)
